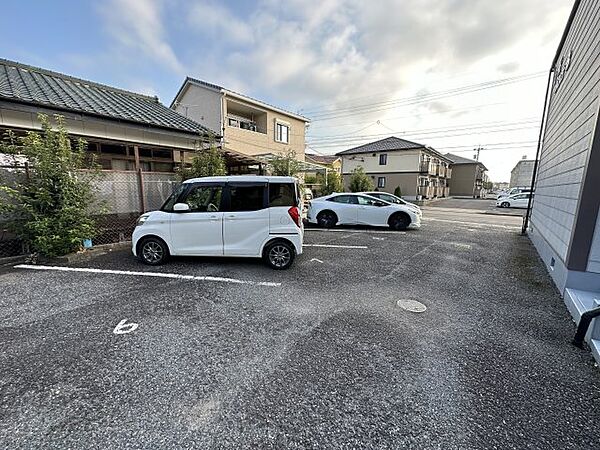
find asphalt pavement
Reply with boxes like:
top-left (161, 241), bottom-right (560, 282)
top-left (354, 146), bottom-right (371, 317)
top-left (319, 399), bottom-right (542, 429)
top-left (0, 200), bottom-right (599, 449)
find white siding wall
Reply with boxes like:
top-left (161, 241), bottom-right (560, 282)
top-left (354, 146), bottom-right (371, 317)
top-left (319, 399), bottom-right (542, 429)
top-left (173, 85), bottom-right (222, 136)
top-left (341, 150), bottom-right (420, 174)
top-left (531, 0), bottom-right (600, 263)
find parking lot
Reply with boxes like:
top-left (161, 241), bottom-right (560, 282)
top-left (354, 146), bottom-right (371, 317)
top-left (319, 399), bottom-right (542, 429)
top-left (1, 200), bottom-right (599, 449)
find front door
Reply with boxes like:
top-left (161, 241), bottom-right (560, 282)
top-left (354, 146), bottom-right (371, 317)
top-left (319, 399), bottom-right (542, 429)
top-left (357, 195), bottom-right (391, 226)
top-left (223, 182), bottom-right (269, 257)
top-left (169, 184), bottom-right (224, 255)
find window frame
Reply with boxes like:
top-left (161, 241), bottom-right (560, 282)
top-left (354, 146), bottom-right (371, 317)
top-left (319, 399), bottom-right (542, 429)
top-left (275, 121), bottom-right (290, 144)
top-left (379, 154), bottom-right (387, 165)
top-left (377, 177), bottom-right (386, 188)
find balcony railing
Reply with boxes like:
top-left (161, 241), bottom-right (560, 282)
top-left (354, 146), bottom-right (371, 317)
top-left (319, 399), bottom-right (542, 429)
top-left (419, 162), bottom-right (429, 172)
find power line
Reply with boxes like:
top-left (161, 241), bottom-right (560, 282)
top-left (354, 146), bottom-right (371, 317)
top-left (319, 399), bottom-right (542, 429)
top-left (307, 119), bottom-right (540, 144)
top-left (306, 72), bottom-right (545, 121)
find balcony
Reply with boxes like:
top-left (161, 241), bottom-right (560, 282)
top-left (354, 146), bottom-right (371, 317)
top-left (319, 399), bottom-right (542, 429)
top-left (419, 162), bottom-right (429, 173)
top-left (225, 99), bottom-right (267, 135)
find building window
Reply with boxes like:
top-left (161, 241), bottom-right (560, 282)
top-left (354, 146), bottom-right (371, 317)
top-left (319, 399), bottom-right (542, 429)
top-left (275, 122), bottom-right (290, 144)
top-left (379, 154), bottom-right (387, 165)
top-left (377, 177), bottom-right (386, 188)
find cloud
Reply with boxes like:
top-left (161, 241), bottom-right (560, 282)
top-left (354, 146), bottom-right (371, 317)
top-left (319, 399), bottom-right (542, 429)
top-left (97, 0), bottom-right (185, 74)
top-left (497, 62), bottom-right (520, 73)
top-left (187, 1), bottom-right (253, 44)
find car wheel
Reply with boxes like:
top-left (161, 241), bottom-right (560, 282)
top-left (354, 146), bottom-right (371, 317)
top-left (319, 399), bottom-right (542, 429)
top-left (501, 201), bottom-right (510, 208)
top-left (139, 237), bottom-right (169, 265)
top-left (388, 212), bottom-right (411, 231)
top-left (264, 240), bottom-right (295, 270)
top-left (317, 210), bottom-right (338, 228)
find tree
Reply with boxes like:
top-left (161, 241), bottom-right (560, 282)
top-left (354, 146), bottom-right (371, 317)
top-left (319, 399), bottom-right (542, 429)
top-left (177, 139), bottom-right (226, 181)
top-left (0, 114), bottom-right (98, 257)
top-left (269, 149), bottom-right (302, 177)
top-left (394, 186), bottom-right (402, 198)
top-left (316, 170), bottom-right (343, 195)
top-left (348, 167), bottom-right (374, 192)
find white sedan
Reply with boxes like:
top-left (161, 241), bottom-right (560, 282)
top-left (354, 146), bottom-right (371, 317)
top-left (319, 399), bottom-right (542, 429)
top-left (496, 192), bottom-right (533, 208)
top-left (307, 193), bottom-right (421, 230)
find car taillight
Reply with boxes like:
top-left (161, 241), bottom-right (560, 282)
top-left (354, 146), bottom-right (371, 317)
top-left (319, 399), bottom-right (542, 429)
top-left (288, 206), bottom-right (301, 227)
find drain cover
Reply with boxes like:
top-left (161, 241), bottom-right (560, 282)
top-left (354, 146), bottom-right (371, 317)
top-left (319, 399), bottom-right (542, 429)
top-left (396, 299), bottom-right (427, 313)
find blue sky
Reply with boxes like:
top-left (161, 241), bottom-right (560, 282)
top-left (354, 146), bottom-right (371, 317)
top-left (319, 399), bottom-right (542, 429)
top-left (0, 0), bottom-right (574, 181)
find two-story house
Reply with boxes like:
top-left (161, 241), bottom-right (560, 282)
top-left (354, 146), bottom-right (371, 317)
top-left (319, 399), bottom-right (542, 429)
top-left (445, 153), bottom-right (488, 198)
top-left (336, 137), bottom-right (452, 200)
top-left (171, 78), bottom-right (309, 172)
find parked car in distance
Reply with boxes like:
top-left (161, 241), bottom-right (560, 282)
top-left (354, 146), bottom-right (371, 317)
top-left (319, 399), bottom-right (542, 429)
top-left (361, 191), bottom-right (422, 215)
top-left (132, 176), bottom-right (303, 269)
top-left (496, 192), bottom-right (533, 209)
top-left (307, 193), bottom-right (421, 230)
top-left (497, 187), bottom-right (531, 199)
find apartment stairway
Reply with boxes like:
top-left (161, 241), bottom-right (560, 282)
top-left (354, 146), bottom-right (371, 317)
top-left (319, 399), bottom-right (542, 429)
top-left (565, 288), bottom-right (600, 363)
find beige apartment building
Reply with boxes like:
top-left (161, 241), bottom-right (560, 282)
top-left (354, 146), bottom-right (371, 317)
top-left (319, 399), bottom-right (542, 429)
top-left (445, 153), bottom-right (488, 198)
top-left (171, 77), bottom-right (309, 171)
top-left (337, 137), bottom-right (452, 200)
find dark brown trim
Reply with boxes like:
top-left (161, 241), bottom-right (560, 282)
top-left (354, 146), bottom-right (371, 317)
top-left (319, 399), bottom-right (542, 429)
top-left (552, 0), bottom-right (582, 68)
top-left (566, 102), bottom-right (600, 270)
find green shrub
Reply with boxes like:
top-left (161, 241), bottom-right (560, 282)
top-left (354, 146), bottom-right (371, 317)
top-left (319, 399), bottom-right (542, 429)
top-left (0, 114), bottom-right (99, 257)
top-left (348, 167), bottom-right (374, 192)
top-left (177, 139), bottom-right (226, 181)
top-left (394, 186), bottom-right (402, 198)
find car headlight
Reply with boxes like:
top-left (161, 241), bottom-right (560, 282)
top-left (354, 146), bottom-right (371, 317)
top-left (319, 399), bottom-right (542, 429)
top-left (136, 214), bottom-right (150, 226)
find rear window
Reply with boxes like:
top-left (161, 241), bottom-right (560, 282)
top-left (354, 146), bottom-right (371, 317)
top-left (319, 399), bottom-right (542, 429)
top-left (269, 182), bottom-right (297, 207)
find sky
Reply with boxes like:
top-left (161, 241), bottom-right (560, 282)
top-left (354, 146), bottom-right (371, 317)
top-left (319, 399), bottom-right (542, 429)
top-left (0, 0), bottom-right (574, 181)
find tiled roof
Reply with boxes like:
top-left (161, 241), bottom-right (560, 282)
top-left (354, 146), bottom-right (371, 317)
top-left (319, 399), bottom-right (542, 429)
top-left (445, 153), bottom-right (488, 170)
top-left (305, 154), bottom-right (340, 165)
top-left (0, 58), bottom-right (215, 136)
top-left (336, 136), bottom-right (426, 155)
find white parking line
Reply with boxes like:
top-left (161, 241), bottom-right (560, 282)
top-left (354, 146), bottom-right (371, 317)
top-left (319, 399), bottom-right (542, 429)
top-left (303, 244), bottom-right (368, 249)
top-left (305, 228), bottom-right (403, 235)
top-left (422, 218), bottom-right (521, 230)
top-left (14, 264), bottom-right (281, 287)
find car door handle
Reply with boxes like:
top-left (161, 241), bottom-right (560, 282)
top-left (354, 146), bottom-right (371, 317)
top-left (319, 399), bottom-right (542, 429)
top-left (210, 215), bottom-right (219, 221)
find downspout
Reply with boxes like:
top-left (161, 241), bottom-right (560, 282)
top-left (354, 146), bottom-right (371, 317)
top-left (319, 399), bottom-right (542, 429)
top-left (521, 69), bottom-right (554, 235)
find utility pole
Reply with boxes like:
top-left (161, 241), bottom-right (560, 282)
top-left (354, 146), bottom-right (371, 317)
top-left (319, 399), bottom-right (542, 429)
top-left (472, 147), bottom-right (483, 198)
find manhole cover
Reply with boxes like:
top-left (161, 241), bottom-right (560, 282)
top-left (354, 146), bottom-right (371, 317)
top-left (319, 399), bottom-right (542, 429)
top-left (396, 299), bottom-right (427, 313)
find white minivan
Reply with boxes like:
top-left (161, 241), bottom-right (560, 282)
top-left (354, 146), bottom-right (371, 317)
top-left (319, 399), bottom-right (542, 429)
top-left (132, 176), bottom-right (303, 269)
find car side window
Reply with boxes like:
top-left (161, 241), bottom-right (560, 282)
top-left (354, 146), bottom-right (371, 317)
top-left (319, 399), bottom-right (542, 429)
top-left (229, 184), bottom-right (266, 211)
top-left (269, 182), bottom-right (297, 207)
top-left (380, 194), bottom-right (398, 204)
top-left (357, 196), bottom-right (377, 206)
top-left (329, 195), bottom-right (358, 204)
top-left (183, 185), bottom-right (222, 212)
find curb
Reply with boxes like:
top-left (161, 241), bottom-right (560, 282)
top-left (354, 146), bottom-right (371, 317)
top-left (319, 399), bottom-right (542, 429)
top-left (0, 241), bottom-right (131, 267)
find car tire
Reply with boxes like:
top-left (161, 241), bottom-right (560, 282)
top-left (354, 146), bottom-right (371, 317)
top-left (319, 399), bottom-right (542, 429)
top-left (388, 212), bottom-right (411, 231)
top-left (501, 201), bottom-right (510, 208)
top-left (138, 237), bottom-right (169, 265)
top-left (317, 210), bottom-right (338, 228)
top-left (263, 240), bottom-right (295, 270)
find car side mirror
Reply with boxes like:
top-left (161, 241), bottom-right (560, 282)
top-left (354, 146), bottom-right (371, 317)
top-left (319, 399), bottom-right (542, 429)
top-left (173, 203), bottom-right (190, 212)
